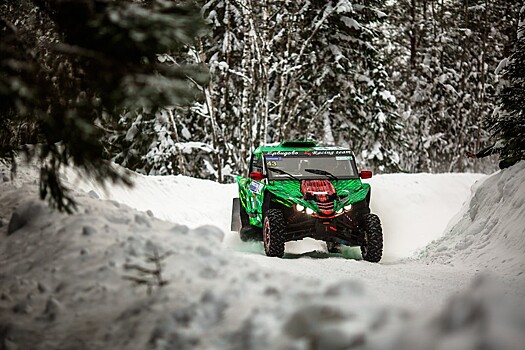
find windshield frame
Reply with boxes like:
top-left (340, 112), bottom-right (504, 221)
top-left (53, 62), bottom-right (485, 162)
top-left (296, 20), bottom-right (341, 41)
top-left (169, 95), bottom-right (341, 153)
top-left (262, 150), bottom-right (359, 181)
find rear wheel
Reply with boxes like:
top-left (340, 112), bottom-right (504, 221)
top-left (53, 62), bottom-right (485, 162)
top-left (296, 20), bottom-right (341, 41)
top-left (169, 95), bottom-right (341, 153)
top-left (360, 213), bottom-right (383, 263)
top-left (263, 209), bottom-right (286, 258)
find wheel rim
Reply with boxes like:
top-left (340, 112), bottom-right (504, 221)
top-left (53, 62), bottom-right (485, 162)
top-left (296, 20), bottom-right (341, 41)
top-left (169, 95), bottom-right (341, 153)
top-left (263, 217), bottom-right (271, 252)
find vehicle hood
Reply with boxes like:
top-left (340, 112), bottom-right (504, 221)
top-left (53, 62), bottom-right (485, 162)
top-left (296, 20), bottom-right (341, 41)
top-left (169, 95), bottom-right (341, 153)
top-left (265, 179), bottom-right (370, 211)
top-left (300, 180), bottom-right (336, 201)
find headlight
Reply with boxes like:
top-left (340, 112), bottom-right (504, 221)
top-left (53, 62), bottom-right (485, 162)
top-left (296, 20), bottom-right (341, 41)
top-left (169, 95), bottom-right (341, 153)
top-left (344, 204), bottom-right (352, 211)
top-left (305, 207), bottom-right (314, 215)
top-left (296, 204), bottom-right (304, 212)
top-left (336, 208), bottom-right (343, 214)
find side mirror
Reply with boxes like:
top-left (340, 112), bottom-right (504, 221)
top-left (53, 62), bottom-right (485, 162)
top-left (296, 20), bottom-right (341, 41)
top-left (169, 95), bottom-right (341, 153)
top-left (249, 171), bottom-right (264, 181)
top-left (360, 170), bottom-right (373, 179)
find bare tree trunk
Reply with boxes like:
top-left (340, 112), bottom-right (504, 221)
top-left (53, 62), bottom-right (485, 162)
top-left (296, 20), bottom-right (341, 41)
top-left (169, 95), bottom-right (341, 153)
top-left (167, 109), bottom-right (187, 176)
top-left (261, 0), bottom-right (270, 145)
top-left (195, 39), bottom-right (223, 182)
top-left (453, 0), bottom-right (469, 172)
top-left (247, 0), bottom-right (264, 146)
top-left (240, 0), bottom-right (252, 175)
top-left (410, 0), bottom-right (417, 69)
top-left (475, 0), bottom-right (488, 173)
top-left (277, 10), bottom-right (293, 141)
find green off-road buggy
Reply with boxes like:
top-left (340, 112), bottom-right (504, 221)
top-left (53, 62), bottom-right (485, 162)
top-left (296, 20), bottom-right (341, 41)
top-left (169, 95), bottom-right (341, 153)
top-left (231, 141), bottom-right (383, 262)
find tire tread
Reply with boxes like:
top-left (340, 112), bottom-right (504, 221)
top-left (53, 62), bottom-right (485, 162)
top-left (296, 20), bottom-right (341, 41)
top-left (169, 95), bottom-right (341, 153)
top-left (264, 209), bottom-right (286, 257)
top-left (360, 213), bottom-right (383, 263)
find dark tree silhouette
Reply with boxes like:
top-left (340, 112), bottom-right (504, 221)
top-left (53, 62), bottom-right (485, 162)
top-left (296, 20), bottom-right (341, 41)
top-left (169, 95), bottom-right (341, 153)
top-left (0, 0), bottom-right (208, 211)
top-left (487, 6), bottom-right (525, 169)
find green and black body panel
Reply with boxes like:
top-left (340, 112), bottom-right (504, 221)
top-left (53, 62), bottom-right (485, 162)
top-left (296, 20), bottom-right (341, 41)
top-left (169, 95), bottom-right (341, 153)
top-left (237, 176), bottom-right (266, 227)
top-left (237, 177), bottom-right (370, 225)
top-left (236, 176), bottom-right (372, 246)
top-left (235, 141), bottom-right (382, 260)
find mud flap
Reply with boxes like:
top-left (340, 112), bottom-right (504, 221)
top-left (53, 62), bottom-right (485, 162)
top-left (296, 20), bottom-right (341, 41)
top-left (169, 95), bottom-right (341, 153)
top-left (231, 198), bottom-right (241, 232)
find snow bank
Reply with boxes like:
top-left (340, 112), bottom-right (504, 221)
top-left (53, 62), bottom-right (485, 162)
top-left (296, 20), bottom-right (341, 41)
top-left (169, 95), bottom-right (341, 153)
top-left (2, 170), bottom-right (403, 350)
top-left (365, 172), bottom-right (485, 260)
top-left (420, 161), bottom-right (525, 278)
top-left (66, 168), bottom-right (237, 231)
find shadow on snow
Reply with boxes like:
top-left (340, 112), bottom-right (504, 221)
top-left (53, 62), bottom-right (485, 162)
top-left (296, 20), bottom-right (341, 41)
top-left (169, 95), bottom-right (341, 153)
top-left (234, 241), bottom-right (363, 261)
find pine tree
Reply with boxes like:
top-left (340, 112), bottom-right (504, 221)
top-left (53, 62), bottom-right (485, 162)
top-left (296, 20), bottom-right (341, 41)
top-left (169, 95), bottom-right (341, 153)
top-left (103, 0), bottom-right (404, 179)
top-left (487, 6), bottom-right (525, 168)
top-left (201, 0), bottom-right (403, 175)
top-left (385, 0), bottom-right (520, 173)
top-left (0, 0), bottom-right (207, 211)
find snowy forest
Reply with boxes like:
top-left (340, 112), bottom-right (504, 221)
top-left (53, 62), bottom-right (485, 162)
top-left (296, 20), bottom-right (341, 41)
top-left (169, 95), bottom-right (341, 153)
top-left (2, 2), bottom-right (525, 349)
top-left (1, 0), bottom-right (524, 195)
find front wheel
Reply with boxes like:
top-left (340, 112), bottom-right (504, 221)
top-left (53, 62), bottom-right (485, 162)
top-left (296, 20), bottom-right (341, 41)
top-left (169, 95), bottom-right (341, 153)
top-left (360, 213), bottom-right (383, 263)
top-left (263, 209), bottom-right (286, 258)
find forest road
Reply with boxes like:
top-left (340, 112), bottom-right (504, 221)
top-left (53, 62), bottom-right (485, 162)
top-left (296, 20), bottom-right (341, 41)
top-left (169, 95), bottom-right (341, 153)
top-left (72, 170), bottom-right (499, 314)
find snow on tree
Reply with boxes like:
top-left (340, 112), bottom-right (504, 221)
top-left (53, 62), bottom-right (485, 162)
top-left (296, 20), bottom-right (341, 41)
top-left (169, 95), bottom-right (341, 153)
top-left (486, 5), bottom-right (525, 169)
top-left (191, 0), bottom-right (404, 178)
top-left (119, 1), bottom-right (525, 179)
top-left (384, 0), bottom-right (520, 173)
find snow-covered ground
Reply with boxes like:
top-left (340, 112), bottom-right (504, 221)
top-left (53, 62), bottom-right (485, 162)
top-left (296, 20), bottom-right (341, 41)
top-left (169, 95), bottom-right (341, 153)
top-left (1, 161), bottom-right (524, 349)
top-left (68, 168), bottom-right (484, 261)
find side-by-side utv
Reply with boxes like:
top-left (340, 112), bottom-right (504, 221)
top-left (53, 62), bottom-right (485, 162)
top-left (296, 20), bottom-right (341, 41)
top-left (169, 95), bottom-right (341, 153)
top-left (231, 141), bottom-right (383, 262)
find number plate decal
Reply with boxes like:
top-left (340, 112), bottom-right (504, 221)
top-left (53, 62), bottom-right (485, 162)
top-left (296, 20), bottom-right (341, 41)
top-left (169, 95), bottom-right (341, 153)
top-left (249, 181), bottom-right (264, 194)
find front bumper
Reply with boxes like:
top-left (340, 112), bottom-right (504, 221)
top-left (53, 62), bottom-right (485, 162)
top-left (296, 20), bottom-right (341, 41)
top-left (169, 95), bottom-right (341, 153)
top-left (284, 212), bottom-right (363, 246)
